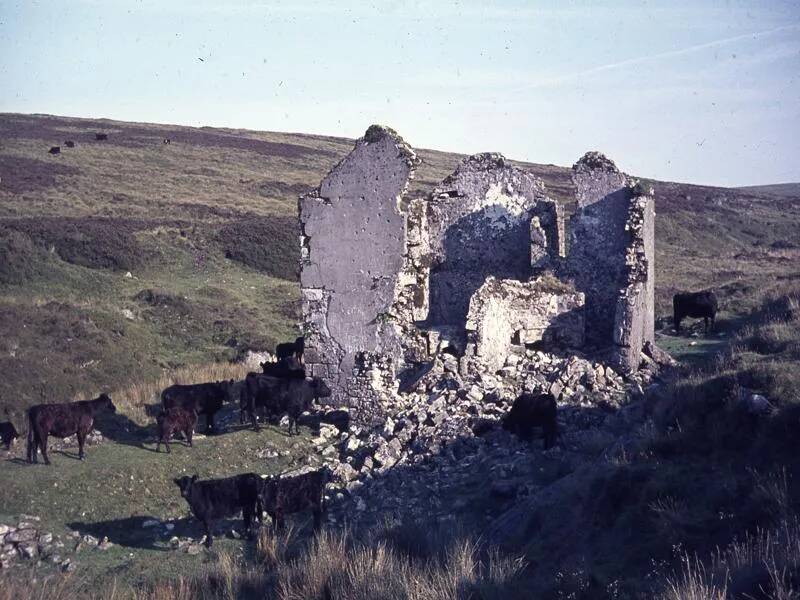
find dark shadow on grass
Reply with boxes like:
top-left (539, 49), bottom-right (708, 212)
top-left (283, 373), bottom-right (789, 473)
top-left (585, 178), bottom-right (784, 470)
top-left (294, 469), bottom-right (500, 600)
top-left (67, 516), bottom-right (193, 551)
top-left (68, 515), bottom-right (258, 551)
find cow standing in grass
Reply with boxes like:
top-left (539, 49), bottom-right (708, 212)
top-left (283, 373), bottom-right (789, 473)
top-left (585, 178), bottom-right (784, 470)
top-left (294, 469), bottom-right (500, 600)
top-left (258, 468), bottom-right (329, 531)
top-left (240, 375), bottom-right (331, 434)
top-left (174, 473), bottom-right (262, 547)
top-left (156, 407), bottom-right (197, 453)
top-left (161, 380), bottom-right (234, 435)
top-left (27, 393), bottom-right (116, 464)
top-left (673, 291), bottom-right (718, 334)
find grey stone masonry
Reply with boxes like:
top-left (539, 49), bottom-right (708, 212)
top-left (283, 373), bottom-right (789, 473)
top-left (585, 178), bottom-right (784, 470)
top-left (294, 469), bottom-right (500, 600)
top-left (298, 128), bottom-right (658, 422)
top-left (464, 276), bottom-right (585, 374)
top-left (565, 152), bottom-right (655, 372)
top-left (422, 153), bottom-right (562, 343)
top-left (300, 125), bottom-right (418, 409)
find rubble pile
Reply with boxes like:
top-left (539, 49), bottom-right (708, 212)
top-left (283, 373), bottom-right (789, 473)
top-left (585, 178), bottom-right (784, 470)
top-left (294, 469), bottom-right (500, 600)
top-left (312, 346), bottom-right (663, 529)
top-left (0, 516), bottom-right (110, 572)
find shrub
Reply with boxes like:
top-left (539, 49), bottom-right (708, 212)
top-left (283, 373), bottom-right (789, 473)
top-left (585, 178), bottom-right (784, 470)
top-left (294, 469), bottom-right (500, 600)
top-left (216, 216), bottom-right (299, 281)
top-left (2, 217), bottom-right (149, 271)
top-left (0, 228), bottom-right (51, 284)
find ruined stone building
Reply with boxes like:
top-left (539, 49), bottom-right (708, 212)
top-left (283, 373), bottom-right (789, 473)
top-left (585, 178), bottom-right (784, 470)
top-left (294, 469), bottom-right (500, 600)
top-left (299, 125), bottom-right (655, 420)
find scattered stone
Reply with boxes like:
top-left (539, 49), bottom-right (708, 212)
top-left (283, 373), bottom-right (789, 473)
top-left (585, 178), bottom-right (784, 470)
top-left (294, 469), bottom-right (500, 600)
top-left (186, 543), bottom-right (203, 555)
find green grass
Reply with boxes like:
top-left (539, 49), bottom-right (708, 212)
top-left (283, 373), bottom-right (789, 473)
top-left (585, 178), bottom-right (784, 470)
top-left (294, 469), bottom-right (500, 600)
top-left (1, 403), bottom-right (318, 588)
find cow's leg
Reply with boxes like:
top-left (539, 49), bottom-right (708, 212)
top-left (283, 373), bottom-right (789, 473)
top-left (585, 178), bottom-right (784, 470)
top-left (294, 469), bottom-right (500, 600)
top-left (156, 436), bottom-right (162, 453)
top-left (186, 427), bottom-right (193, 448)
top-left (243, 503), bottom-right (253, 537)
top-left (313, 504), bottom-right (322, 530)
top-left (27, 429), bottom-right (36, 463)
top-left (206, 410), bottom-right (215, 434)
top-left (77, 429), bottom-right (87, 460)
top-left (40, 434), bottom-right (50, 465)
top-left (250, 409), bottom-right (260, 432)
top-left (543, 424), bottom-right (556, 450)
top-left (203, 519), bottom-right (214, 548)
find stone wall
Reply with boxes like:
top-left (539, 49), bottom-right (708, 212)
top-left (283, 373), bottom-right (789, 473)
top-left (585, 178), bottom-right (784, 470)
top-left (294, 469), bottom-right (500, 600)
top-left (611, 187), bottom-right (655, 372)
top-left (565, 152), bottom-right (655, 372)
top-left (421, 153), bottom-right (562, 349)
top-left (464, 276), bottom-right (585, 373)
top-left (299, 125), bottom-right (418, 408)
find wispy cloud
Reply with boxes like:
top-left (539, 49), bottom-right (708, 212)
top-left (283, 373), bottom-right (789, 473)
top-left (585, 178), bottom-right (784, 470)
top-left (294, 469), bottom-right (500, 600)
top-left (509, 22), bottom-right (800, 92)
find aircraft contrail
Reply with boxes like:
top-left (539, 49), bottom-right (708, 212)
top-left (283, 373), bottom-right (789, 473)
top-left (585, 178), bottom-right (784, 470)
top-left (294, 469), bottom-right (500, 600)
top-left (511, 22), bottom-right (800, 92)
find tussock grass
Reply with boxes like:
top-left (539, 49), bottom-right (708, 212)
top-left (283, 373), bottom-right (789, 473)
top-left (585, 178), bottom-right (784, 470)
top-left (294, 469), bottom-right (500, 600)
top-left (660, 518), bottom-right (800, 600)
top-left (112, 361), bottom-right (249, 425)
top-left (0, 528), bottom-right (527, 600)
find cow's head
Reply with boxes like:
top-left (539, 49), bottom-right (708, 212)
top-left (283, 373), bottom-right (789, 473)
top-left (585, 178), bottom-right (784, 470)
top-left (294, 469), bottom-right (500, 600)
top-left (174, 474), bottom-right (199, 498)
top-left (310, 377), bottom-right (332, 400)
top-left (217, 379), bottom-right (239, 402)
top-left (7, 424), bottom-right (19, 447)
top-left (258, 474), bottom-right (278, 503)
top-left (98, 393), bottom-right (117, 413)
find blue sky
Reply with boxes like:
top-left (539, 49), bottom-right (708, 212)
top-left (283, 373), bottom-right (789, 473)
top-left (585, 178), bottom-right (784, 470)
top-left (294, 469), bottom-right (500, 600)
top-left (1, 0), bottom-right (798, 186)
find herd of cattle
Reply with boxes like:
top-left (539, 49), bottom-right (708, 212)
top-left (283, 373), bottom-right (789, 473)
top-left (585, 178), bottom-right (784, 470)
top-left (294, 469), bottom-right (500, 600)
top-left (0, 293), bottom-right (718, 545)
top-left (47, 133), bottom-right (108, 155)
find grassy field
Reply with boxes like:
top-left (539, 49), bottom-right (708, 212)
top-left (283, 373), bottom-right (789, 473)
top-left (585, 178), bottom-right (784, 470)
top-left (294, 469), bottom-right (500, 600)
top-left (1, 113), bottom-right (800, 597)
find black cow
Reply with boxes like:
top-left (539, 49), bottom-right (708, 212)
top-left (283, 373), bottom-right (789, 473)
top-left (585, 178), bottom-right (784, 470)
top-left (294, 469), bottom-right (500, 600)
top-left (275, 336), bottom-right (305, 362)
top-left (503, 392), bottom-right (558, 449)
top-left (95, 133), bottom-right (108, 141)
top-left (48, 146), bottom-right (60, 155)
top-left (163, 138), bottom-right (171, 145)
top-left (161, 380), bottom-right (234, 434)
top-left (156, 407), bottom-right (197, 453)
top-left (258, 468), bottom-right (328, 530)
top-left (27, 394), bottom-right (116, 464)
top-left (260, 356), bottom-right (306, 379)
top-left (673, 291), bottom-right (718, 333)
top-left (64, 140), bottom-right (75, 148)
top-left (174, 473), bottom-right (262, 547)
top-left (240, 375), bottom-right (331, 434)
top-left (0, 422), bottom-right (19, 450)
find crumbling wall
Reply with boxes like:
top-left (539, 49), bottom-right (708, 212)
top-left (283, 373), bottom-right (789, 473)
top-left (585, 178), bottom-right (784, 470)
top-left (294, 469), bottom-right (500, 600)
top-left (566, 152), bottom-right (632, 347)
top-left (300, 125), bottom-right (418, 410)
top-left (464, 276), bottom-right (585, 373)
top-left (612, 187), bottom-right (655, 371)
top-left (299, 128), bottom-right (656, 420)
top-left (565, 152), bottom-right (655, 372)
top-left (421, 153), bottom-right (562, 350)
